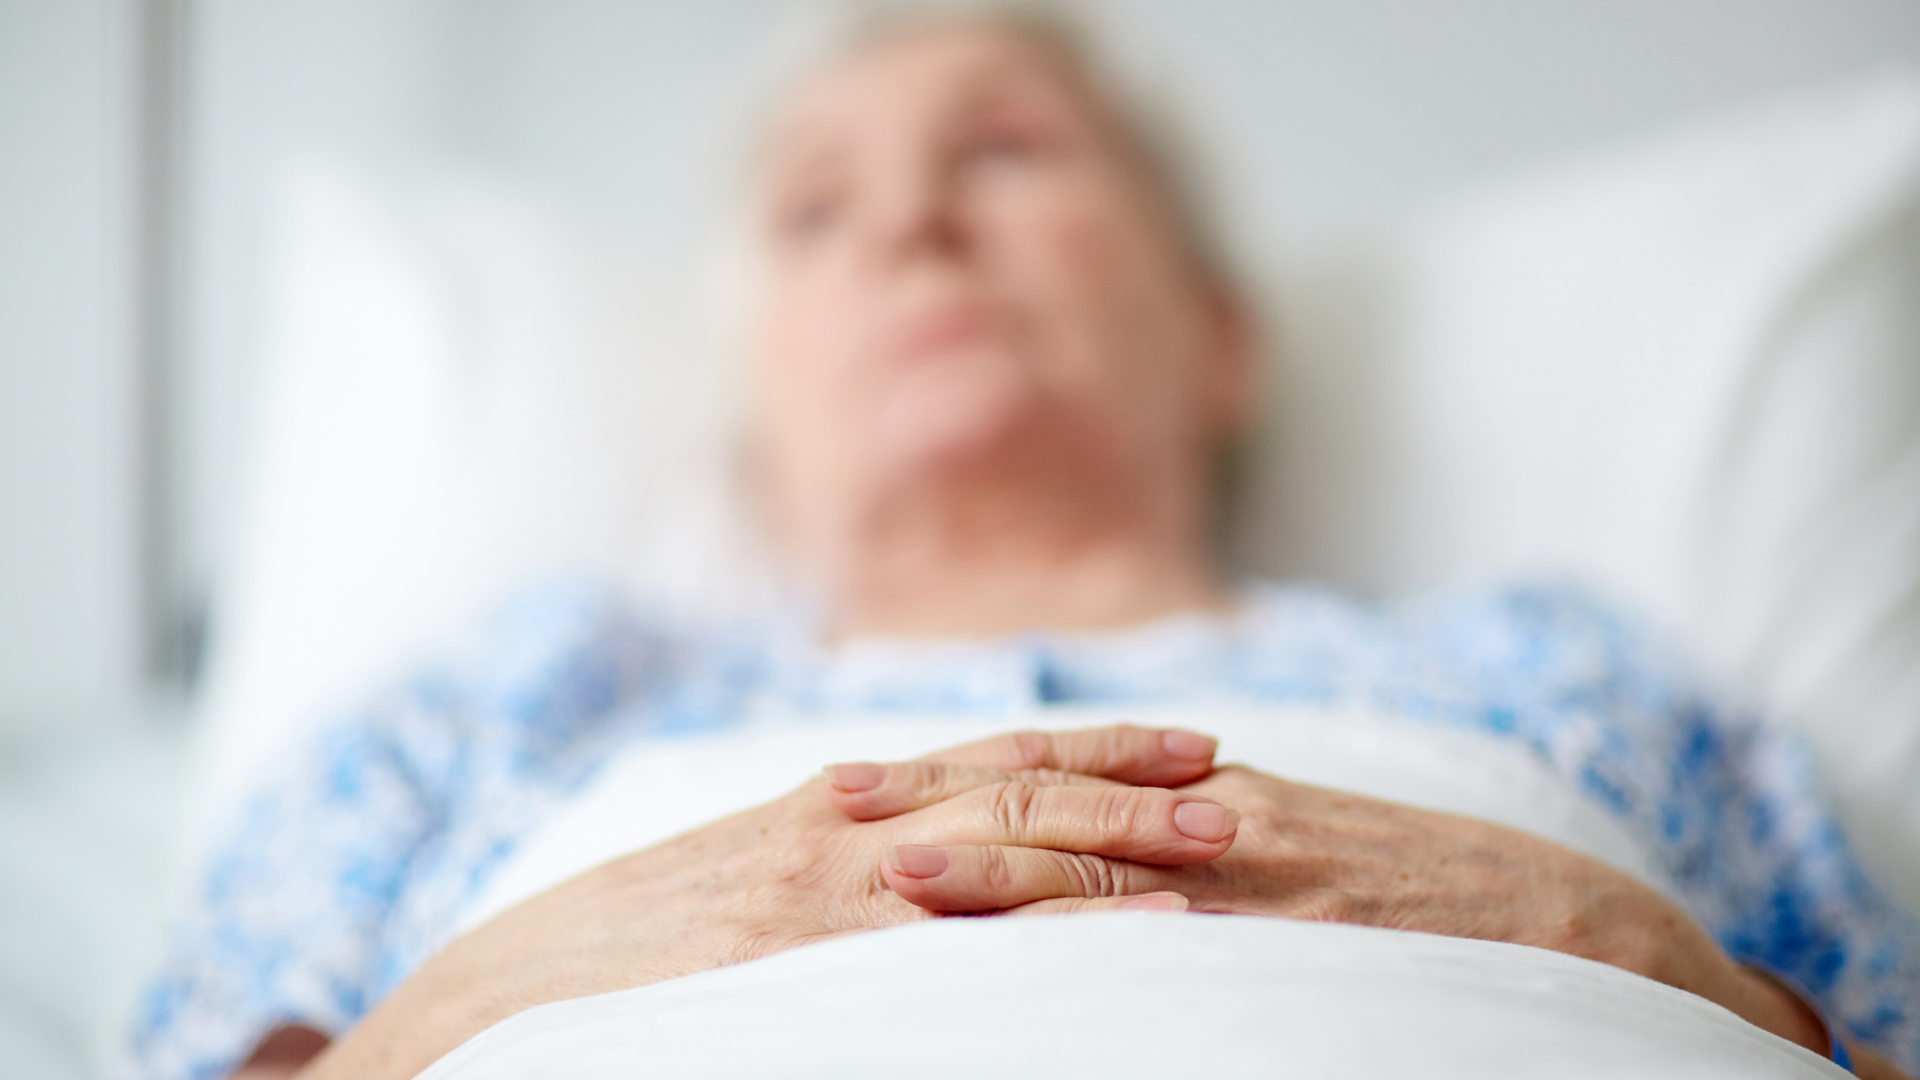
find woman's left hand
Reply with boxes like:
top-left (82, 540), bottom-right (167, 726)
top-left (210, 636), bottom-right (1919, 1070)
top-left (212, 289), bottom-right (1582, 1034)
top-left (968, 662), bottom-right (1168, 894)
top-left (836, 759), bottom-right (1840, 1060)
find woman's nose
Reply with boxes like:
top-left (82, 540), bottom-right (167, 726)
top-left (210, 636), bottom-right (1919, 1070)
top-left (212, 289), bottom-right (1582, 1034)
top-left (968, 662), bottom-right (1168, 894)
top-left (864, 159), bottom-right (969, 269)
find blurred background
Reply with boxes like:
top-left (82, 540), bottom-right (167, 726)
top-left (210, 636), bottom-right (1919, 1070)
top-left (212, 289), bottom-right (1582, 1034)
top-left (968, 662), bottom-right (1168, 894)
top-left (4, 1), bottom-right (1919, 1076)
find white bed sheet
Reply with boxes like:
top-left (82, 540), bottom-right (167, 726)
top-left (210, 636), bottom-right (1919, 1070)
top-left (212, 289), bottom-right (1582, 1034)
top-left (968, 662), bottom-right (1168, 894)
top-left (0, 725), bottom-right (189, 1080)
top-left (423, 914), bottom-right (1843, 1080)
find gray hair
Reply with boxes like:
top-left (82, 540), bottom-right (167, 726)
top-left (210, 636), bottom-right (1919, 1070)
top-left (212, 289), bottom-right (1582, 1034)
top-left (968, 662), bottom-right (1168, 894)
top-left (721, 0), bottom-right (1248, 299)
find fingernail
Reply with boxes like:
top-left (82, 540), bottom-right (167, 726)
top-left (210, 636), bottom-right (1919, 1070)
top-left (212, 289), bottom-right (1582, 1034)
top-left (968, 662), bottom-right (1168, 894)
top-left (1161, 730), bottom-right (1216, 760)
top-left (886, 845), bottom-right (950, 878)
top-left (1173, 801), bottom-right (1239, 842)
top-left (825, 762), bottom-right (886, 792)
top-left (1120, 892), bottom-right (1189, 913)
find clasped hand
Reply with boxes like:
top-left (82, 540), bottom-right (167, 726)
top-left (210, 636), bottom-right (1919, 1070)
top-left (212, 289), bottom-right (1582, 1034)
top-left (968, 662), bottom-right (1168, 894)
top-left (831, 726), bottom-right (1845, 1069)
top-left (301, 724), bottom-right (1230, 1079)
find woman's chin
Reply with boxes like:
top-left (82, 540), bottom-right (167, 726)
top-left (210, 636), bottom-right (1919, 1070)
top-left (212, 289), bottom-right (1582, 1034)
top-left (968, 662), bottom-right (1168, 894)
top-left (869, 366), bottom-right (1037, 476)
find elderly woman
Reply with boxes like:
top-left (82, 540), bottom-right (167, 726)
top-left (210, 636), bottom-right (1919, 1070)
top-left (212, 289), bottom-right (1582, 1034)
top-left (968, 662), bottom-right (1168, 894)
top-left (126, 7), bottom-right (1919, 1080)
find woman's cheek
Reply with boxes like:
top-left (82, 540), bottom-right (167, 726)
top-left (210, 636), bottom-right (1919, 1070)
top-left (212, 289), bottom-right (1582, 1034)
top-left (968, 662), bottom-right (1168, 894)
top-left (766, 275), bottom-right (858, 392)
top-left (1021, 185), bottom-right (1117, 280)
top-left (986, 191), bottom-right (1112, 324)
top-left (1060, 208), bottom-right (1185, 393)
top-left (757, 298), bottom-right (856, 466)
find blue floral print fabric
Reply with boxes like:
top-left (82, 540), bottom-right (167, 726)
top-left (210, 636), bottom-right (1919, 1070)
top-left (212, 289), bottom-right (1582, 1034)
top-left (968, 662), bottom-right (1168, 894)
top-left (121, 576), bottom-right (1920, 1077)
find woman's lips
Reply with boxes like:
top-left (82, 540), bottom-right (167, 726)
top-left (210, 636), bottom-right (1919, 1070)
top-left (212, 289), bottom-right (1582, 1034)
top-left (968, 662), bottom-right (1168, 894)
top-left (883, 305), bottom-right (1000, 367)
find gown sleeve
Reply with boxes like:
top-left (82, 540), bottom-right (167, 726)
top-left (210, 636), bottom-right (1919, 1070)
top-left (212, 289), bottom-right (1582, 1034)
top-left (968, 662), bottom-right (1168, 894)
top-left (1429, 584), bottom-right (1920, 1072)
top-left (116, 577), bottom-right (676, 1080)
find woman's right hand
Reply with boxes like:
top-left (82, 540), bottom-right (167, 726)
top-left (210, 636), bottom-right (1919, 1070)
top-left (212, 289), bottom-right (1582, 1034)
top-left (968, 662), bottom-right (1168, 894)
top-left (289, 724), bottom-right (1233, 1080)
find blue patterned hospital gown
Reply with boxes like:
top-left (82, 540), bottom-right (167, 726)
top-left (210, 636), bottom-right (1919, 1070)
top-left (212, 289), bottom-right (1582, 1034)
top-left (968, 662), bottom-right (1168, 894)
top-left (123, 576), bottom-right (1920, 1077)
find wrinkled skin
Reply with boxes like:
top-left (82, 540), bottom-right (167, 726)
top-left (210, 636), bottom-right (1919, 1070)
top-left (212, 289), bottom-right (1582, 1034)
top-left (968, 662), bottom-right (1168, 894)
top-left (856, 762), bottom-right (1703, 973)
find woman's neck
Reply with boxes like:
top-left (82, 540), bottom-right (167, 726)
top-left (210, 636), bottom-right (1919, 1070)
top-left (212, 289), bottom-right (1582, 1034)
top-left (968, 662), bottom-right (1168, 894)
top-left (808, 456), bottom-right (1229, 641)
top-left (832, 540), bottom-right (1226, 641)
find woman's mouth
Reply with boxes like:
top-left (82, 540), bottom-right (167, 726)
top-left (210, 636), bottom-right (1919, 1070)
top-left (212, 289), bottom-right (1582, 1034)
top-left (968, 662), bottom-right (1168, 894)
top-left (884, 304), bottom-right (1002, 368)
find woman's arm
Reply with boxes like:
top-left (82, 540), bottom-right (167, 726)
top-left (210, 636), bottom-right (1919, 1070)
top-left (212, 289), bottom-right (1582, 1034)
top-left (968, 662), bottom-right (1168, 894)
top-left (275, 724), bottom-right (1225, 1080)
top-left (228, 1027), bottom-right (331, 1078)
top-left (1743, 969), bottom-right (1911, 1079)
top-left (129, 685), bottom-right (473, 1080)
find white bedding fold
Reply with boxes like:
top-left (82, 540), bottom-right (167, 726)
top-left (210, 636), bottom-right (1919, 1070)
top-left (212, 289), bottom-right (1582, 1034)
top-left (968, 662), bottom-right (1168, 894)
top-left (421, 914), bottom-right (1844, 1079)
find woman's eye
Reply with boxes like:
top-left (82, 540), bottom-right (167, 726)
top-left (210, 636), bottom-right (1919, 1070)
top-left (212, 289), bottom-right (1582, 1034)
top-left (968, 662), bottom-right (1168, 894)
top-left (960, 128), bottom-right (1043, 173)
top-left (773, 190), bottom-right (845, 246)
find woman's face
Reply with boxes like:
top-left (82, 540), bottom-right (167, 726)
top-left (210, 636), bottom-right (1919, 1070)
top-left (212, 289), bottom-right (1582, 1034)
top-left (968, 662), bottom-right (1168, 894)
top-left (748, 21), bottom-right (1249, 554)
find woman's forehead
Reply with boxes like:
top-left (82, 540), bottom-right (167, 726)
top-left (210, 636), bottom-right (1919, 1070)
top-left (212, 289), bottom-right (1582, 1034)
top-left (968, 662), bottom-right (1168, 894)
top-left (761, 22), bottom-right (1094, 169)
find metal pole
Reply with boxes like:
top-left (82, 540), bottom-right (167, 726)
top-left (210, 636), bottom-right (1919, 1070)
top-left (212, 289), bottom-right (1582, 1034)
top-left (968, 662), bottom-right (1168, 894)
top-left (131, 0), bottom-right (201, 692)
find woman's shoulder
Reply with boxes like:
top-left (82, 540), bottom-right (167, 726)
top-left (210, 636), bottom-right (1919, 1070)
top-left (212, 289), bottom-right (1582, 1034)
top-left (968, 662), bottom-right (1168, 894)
top-left (1235, 576), bottom-right (1689, 699)
top-left (268, 572), bottom-right (760, 792)
top-left (1238, 575), bottom-right (1646, 639)
top-left (427, 571), bottom-right (783, 743)
top-left (457, 573), bottom-right (693, 706)
top-left (1404, 578), bottom-right (1660, 662)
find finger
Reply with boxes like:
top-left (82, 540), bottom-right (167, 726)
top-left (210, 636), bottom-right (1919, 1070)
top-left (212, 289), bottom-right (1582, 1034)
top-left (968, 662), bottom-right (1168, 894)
top-left (920, 724), bottom-right (1218, 787)
top-left (891, 782), bottom-right (1239, 865)
top-left (1002, 891), bottom-right (1190, 916)
top-left (883, 843), bottom-right (1181, 913)
top-left (823, 760), bottom-right (1120, 821)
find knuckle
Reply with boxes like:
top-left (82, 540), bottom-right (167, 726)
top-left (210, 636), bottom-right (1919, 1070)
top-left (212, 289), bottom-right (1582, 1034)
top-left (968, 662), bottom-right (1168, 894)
top-left (1062, 852), bottom-right (1121, 897)
top-left (1086, 724), bottom-right (1142, 771)
top-left (1006, 730), bottom-right (1052, 770)
top-left (1239, 802), bottom-right (1289, 841)
top-left (1013, 767), bottom-right (1074, 787)
top-left (987, 781), bottom-right (1038, 837)
top-left (1286, 888), bottom-right (1357, 924)
top-left (980, 846), bottom-right (1018, 891)
top-left (1211, 764), bottom-right (1259, 788)
top-left (1097, 786), bottom-right (1150, 839)
top-left (904, 761), bottom-right (948, 796)
top-left (721, 926), bottom-right (787, 967)
top-left (1090, 722), bottom-right (1128, 764)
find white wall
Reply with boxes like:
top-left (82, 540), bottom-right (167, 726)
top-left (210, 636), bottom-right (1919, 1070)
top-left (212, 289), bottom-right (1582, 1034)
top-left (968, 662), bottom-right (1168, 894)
top-left (417, 0), bottom-right (1920, 246)
top-left (1114, 0), bottom-right (1920, 244)
top-left (0, 0), bottom-right (141, 732)
top-left (174, 0), bottom-right (454, 630)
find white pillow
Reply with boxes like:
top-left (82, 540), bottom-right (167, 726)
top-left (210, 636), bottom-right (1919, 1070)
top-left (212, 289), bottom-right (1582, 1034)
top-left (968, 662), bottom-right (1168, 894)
top-left (185, 157), bottom-right (758, 845)
top-left (1242, 69), bottom-right (1920, 912)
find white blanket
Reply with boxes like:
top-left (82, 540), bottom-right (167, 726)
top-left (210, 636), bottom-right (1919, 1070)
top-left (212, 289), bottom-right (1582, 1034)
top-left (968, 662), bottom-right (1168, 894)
top-left (432, 705), bottom-right (1841, 1078)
